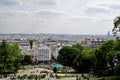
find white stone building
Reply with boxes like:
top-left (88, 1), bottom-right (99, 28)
top-left (37, 47), bottom-right (51, 63)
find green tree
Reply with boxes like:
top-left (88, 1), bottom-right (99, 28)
top-left (72, 43), bottom-right (84, 52)
top-left (0, 40), bottom-right (23, 74)
top-left (94, 48), bottom-right (107, 76)
top-left (93, 40), bottom-right (115, 76)
top-left (57, 46), bottom-right (79, 67)
top-left (57, 44), bottom-right (92, 73)
top-left (106, 51), bottom-right (114, 73)
top-left (82, 49), bottom-right (95, 72)
top-left (112, 16), bottom-right (120, 36)
top-left (21, 55), bottom-right (33, 65)
top-left (72, 44), bottom-right (94, 73)
top-left (74, 49), bottom-right (94, 73)
top-left (29, 40), bottom-right (33, 49)
top-left (113, 39), bottom-right (120, 51)
top-left (57, 44), bottom-right (95, 73)
top-left (11, 44), bottom-right (23, 72)
top-left (0, 40), bottom-right (12, 73)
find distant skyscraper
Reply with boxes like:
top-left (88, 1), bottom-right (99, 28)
top-left (107, 31), bottom-right (110, 37)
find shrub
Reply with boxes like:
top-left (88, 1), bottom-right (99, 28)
top-left (105, 76), bottom-right (120, 80)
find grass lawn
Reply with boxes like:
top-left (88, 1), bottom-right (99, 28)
top-left (89, 76), bottom-right (120, 80)
top-left (89, 78), bottom-right (98, 80)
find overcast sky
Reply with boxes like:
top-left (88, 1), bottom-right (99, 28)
top-left (0, 0), bottom-right (120, 35)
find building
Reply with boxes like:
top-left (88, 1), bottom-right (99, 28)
top-left (37, 47), bottom-right (51, 63)
top-left (82, 38), bottom-right (105, 49)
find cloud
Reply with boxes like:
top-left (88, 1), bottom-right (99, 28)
top-left (85, 5), bottom-right (112, 14)
top-left (0, 0), bottom-right (60, 6)
top-left (110, 4), bottom-right (120, 10)
top-left (0, 12), bottom-right (15, 19)
top-left (97, 2), bottom-right (120, 10)
top-left (65, 17), bottom-right (96, 24)
top-left (33, 10), bottom-right (68, 17)
top-left (0, 0), bottom-right (116, 34)
top-left (14, 11), bottom-right (30, 16)
top-left (36, 0), bottom-right (60, 5)
top-left (15, 0), bottom-right (60, 5)
top-left (0, 11), bottom-right (29, 16)
top-left (0, 0), bottom-right (17, 5)
top-left (0, 10), bottom-right (67, 22)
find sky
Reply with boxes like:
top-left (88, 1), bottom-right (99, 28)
top-left (0, 0), bottom-right (120, 35)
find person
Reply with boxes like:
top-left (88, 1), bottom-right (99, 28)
top-left (53, 67), bottom-right (57, 77)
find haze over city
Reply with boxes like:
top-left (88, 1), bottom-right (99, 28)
top-left (0, 0), bottom-right (120, 34)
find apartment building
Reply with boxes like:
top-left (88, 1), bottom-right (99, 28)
top-left (37, 47), bottom-right (51, 63)
top-left (82, 38), bottom-right (105, 49)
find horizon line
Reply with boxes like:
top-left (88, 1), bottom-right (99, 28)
top-left (0, 33), bottom-right (113, 36)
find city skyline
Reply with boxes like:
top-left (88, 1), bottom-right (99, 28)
top-left (0, 0), bottom-right (120, 35)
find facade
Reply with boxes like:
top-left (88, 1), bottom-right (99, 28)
top-left (37, 47), bottom-right (51, 63)
top-left (82, 38), bottom-right (105, 49)
top-left (90, 38), bottom-right (105, 48)
top-left (19, 42), bottom-right (30, 54)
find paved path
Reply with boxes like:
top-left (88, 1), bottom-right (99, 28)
top-left (56, 78), bottom-right (76, 80)
top-left (46, 77), bottom-right (76, 80)
top-left (16, 67), bottom-right (53, 76)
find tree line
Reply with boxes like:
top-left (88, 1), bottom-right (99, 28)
top-left (0, 40), bottom-right (33, 74)
top-left (57, 40), bottom-right (120, 76)
top-left (0, 40), bottom-right (23, 74)
top-left (57, 16), bottom-right (120, 77)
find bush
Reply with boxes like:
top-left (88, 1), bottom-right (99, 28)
top-left (105, 76), bottom-right (120, 80)
top-left (28, 75), bottom-right (33, 79)
top-left (90, 78), bottom-right (99, 80)
top-left (40, 74), bottom-right (46, 78)
top-left (95, 70), bottom-right (108, 77)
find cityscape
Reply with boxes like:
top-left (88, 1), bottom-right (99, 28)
top-left (0, 0), bottom-right (120, 80)
top-left (0, 33), bottom-right (119, 80)
top-left (0, 33), bottom-right (114, 64)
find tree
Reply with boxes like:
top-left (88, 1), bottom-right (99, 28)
top-left (57, 46), bottom-right (79, 67)
top-left (82, 49), bottom-right (94, 72)
top-left (113, 39), bottom-right (120, 51)
top-left (93, 40), bottom-right (114, 76)
top-left (0, 40), bottom-right (23, 74)
top-left (72, 44), bottom-right (93, 73)
top-left (94, 48), bottom-right (108, 76)
top-left (21, 55), bottom-right (33, 65)
top-left (57, 44), bottom-right (93, 73)
top-left (29, 40), bottom-right (33, 49)
top-left (0, 40), bottom-right (12, 73)
top-left (11, 44), bottom-right (24, 72)
top-left (106, 51), bottom-right (116, 75)
top-left (72, 43), bottom-right (84, 52)
top-left (112, 16), bottom-right (120, 36)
